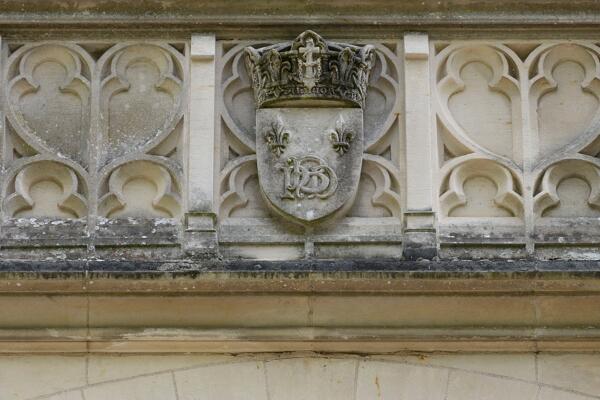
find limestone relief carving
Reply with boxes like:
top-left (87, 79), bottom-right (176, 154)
top-left (526, 43), bottom-right (600, 224)
top-left (435, 44), bottom-right (524, 222)
top-left (349, 154), bottom-right (402, 217)
top-left (218, 35), bottom-right (402, 226)
top-left (221, 42), bottom-right (262, 152)
top-left (98, 160), bottom-right (182, 218)
top-left (244, 30), bottom-right (374, 108)
top-left (436, 45), bottom-right (521, 164)
top-left (440, 158), bottom-right (523, 218)
top-left (534, 159), bottom-right (600, 218)
top-left (362, 43), bottom-right (401, 153)
top-left (278, 155), bottom-right (338, 201)
top-left (295, 32), bottom-right (325, 90)
top-left (329, 115), bottom-right (354, 155)
top-left (219, 155), bottom-right (269, 218)
top-left (99, 43), bottom-right (185, 163)
top-left (6, 44), bottom-right (92, 166)
top-left (432, 40), bottom-right (600, 254)
top-left (264, 115), bottom-right (290, 157)
top-left (529, 43), bottom-right (600, 162)
top-left (2, 41), bottom-right (186, 225)
top-left (255, 107), bottom-right (364, 224)
top-left (4, 161), bottom-right (87, 218)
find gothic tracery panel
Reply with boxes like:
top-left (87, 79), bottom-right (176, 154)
top-left (435, 43), bottom-right (523, 226)
top-left (435, 40), bottom-right (600, 256)
top-left (0, 40), bottom-right (187, 254)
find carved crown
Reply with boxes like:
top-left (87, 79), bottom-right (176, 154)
top-left (244, 31), bottom-right (375, 108)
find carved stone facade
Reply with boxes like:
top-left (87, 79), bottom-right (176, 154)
top-left (2, 1), bottom-right (600, 399)
top-left (6, 35), bottom-right (600, 261)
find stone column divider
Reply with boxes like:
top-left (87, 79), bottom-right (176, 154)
top-left (402, 33), bottom-right (437, 259)
top-left (185, 33), bottom-right (218, 256)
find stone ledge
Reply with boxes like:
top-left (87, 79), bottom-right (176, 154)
top-left (1, 259), bottom-right (600, 293)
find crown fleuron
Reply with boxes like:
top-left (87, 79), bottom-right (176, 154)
top-left (244, 31), bottom-right (375, 108)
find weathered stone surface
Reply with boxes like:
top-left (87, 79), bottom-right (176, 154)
top-left (174, 361), bottom-right (268, 400)
top-left (446, 371), bottom-right (539, 400)
top-left (356, 360), bottom-right (448, 400)
top-left (0, 356), bottom-right (86, 399)
top-left (538, 354), bottom-right (600, 397)
top-left (87, 354), bottom-right (236, 384)
top-left (0, 1), bottom-right (599, 30)
top-left (266, 358), bottom-right (357, 400)
top-left (84, 374), bottom-right (177, 400)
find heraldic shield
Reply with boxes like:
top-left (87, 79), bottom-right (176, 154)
top-left (245, 31), bottom-right (375, 224)
top-left (256, 108), bottom-right (363, 223)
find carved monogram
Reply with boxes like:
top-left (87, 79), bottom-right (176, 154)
top-left (279, 155), bottom-right (337, 200)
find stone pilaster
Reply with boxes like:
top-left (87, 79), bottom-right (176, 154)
top-left (402, 33), bottom-right (437, 259)
top-left (184, 34), bottom-right (218, 257)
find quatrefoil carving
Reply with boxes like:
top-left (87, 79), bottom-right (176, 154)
top-left (3, 42), bottom-right (186, 223)
top-left (435, 42), bottom-right (600, 225)
top-left (349, 154), bottom-right (402, 217)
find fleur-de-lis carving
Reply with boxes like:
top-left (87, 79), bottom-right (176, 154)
top-left (265, 115), bottom-right (290, 157)
top-left (329, 116), bottom-right (354, 155)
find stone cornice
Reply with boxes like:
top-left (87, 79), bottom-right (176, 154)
top-left (0, 0), bottom-right (599, 32)
top-left (0, 260), bottom-right (599, 353)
